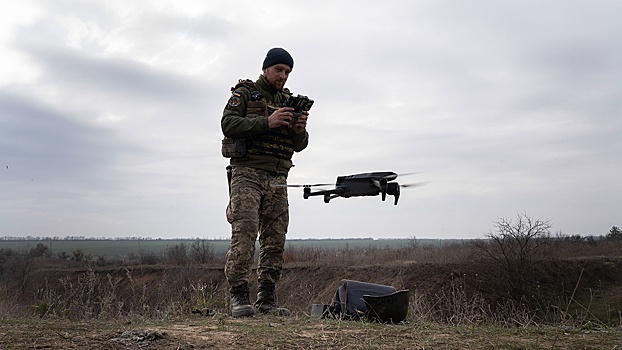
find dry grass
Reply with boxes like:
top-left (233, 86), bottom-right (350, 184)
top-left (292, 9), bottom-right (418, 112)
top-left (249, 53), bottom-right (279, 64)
top-left (1, 239), bottom-right (621, 348)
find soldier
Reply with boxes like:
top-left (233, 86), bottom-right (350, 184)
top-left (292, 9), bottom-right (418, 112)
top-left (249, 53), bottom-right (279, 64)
top-left (221, 48), bottom-right (310, 317)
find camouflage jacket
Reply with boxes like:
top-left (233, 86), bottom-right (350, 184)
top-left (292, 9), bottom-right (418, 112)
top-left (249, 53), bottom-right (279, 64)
top-left (221, 74), bottom-right (309, 175)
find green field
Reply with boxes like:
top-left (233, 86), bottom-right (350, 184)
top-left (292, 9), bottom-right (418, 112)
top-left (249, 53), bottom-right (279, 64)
top-left (0, 238), bottom-right (460, 258)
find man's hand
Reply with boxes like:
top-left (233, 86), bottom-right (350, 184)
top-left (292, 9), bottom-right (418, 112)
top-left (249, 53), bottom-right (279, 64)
top-left (267, 107), bottom-right (295, 128)
top-left (291, 111), bottom-right (309, 134)
top-left (267, 107), bottom-right (308, 134)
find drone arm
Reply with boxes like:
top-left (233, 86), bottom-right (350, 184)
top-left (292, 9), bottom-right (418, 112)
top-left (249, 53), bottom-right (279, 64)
top-left (303, 188), bottom-right (344, 199)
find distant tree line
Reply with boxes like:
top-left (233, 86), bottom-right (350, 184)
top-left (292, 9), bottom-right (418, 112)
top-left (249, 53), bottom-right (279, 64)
top-left (2, 227), bottom-right (620, 242)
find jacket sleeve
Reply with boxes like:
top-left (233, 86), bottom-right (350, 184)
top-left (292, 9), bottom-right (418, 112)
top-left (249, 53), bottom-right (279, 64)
top-left (221, 88), bottom-right (269, 138)
top-left (291, 130), bottom-right (309, 152)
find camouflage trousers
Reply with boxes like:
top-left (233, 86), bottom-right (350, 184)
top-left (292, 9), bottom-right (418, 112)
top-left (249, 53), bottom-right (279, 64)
top-left (225, 166), bottom-right (289, 288)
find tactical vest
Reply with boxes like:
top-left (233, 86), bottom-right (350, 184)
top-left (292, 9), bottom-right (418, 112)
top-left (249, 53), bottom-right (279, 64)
top-left (222, 79), bottom-right (295, 160)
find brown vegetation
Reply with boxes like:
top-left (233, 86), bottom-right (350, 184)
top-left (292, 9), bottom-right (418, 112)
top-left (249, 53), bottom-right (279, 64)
top-left (1, 227), bottom-right (622, 349)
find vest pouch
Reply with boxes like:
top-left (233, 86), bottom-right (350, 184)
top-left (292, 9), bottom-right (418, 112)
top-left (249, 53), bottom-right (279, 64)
top-left (221, 137), bottom-right (247, 158)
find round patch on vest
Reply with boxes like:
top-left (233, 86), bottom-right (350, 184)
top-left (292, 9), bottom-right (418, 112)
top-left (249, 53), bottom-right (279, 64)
top-left (228, 96), bottom-right (241, 107)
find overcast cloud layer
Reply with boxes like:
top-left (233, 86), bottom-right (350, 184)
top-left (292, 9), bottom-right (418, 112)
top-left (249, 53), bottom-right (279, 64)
top-left (1, 0), bottom-right (620, 239)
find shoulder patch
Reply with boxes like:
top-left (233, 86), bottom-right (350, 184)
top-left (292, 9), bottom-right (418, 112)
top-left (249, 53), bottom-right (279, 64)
top-left (227, 95), bottom-right (242, 107)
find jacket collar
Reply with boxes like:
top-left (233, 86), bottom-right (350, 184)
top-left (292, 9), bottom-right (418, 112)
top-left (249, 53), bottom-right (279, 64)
top-left (256, 74), bottom-right (281, 94)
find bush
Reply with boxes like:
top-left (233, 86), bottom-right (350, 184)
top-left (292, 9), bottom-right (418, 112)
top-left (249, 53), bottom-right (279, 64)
top-left (607, 226), bottom-right (622, 241)
top-left (473, 213), bottom-right (552, 301)
top-left (190, 240), bottom-right (215, 264)
top-left (166, 243), bottom-right (189, 266)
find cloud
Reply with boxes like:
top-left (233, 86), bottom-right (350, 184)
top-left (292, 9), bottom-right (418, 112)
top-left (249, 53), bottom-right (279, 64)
top-left (1, 0), bottom-right (620, 239)
top-left (0, 91), bottom-right (132, 185)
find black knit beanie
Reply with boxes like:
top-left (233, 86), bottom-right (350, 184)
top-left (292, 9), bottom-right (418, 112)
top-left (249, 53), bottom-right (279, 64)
top-left (262, 48), bottom-right (294, 70)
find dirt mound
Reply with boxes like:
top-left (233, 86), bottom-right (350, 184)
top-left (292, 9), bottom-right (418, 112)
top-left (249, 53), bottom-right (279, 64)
top-left (277, 258), bottom-right (622, 316)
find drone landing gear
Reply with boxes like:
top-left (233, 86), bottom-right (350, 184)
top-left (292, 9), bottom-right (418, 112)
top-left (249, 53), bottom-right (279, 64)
top-left (387, 183), bottom-right (401, 205)
top-left (323, 194), bottom-right (339, 203)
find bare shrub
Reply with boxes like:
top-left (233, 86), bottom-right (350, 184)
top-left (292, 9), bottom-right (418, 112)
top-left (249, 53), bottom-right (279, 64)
top-left (0, 248), bottom-right (35, 294)
top-left (140, 250), bottom-right (162, 265)
top-left (28, 243), bottom-right (51, 259)
top-left (473, 213), bottom-right (552, 301)
top-left (190, 239), bottom-right (215, 264)
top-left (607, 226), bottom-right (622, 241)
top-left (71, 249), bottom-right (92, 264)
top-left (166, 243), bottom-right (189, 266)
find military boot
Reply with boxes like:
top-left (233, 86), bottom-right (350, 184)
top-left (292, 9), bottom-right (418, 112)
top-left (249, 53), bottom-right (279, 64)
top-left (229, 283), bottom-right (255, 317)
top-left (255, 281), bottom-right (291, 316)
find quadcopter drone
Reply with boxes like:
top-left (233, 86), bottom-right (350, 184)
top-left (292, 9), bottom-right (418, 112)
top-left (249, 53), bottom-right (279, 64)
top-left (284, 171), bottom-right (422, 205)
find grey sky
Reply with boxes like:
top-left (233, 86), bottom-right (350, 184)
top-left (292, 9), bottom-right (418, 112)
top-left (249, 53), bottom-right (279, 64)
top-left (1, 0), bottom-right (620, 239)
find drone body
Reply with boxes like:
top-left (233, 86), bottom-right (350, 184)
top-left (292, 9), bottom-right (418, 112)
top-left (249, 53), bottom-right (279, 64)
top-left (288, 171), bottom-right (419, 205)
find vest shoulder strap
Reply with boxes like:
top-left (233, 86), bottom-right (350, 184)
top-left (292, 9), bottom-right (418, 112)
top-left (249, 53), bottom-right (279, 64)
top-left (232, 79), bottom-right (262, 101)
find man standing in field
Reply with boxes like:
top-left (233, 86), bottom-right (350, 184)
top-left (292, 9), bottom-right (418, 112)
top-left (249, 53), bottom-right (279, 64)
top-left (220, 48), bottom-right (310, 317)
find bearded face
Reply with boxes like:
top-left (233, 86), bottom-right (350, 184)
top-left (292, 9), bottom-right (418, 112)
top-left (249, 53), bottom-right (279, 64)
top-left (262, 63), bottom-right (291, 91)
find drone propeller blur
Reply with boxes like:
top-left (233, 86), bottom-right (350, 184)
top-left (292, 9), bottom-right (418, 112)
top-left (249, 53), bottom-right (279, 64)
top-left (283, 171), bottom-right (425, 205)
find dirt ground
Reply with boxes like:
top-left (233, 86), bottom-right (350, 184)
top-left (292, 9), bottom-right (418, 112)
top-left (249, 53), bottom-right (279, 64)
top-left (1, 315), bottom-right (620, 350)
